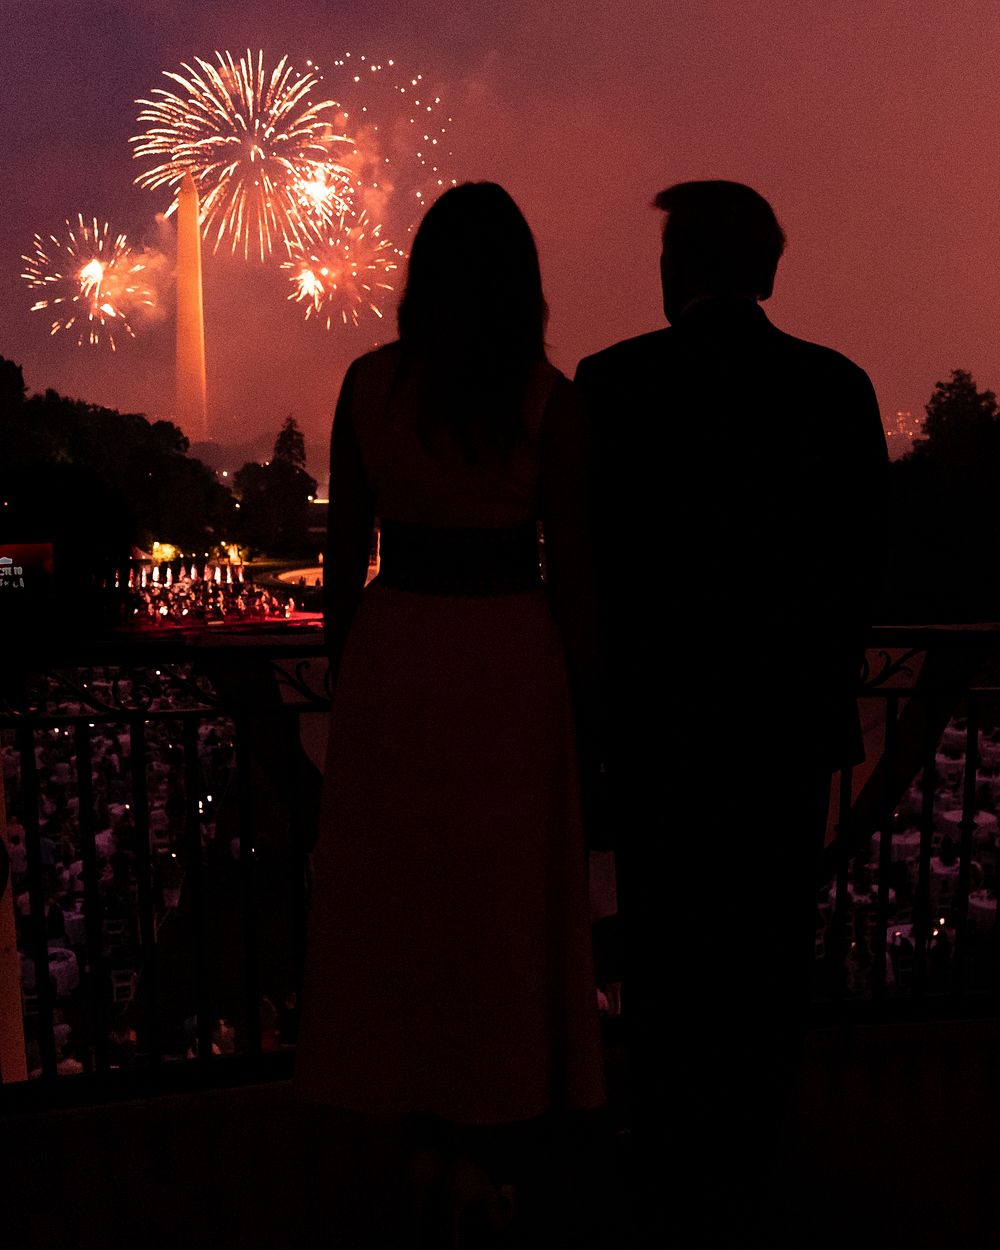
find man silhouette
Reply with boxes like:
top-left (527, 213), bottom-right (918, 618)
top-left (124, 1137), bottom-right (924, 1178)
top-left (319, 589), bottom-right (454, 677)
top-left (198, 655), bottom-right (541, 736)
top-left (575, 180), bottom-right (888, 1246)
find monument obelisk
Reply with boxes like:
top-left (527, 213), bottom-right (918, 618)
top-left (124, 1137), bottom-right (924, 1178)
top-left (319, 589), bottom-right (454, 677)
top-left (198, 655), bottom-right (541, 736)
top-left (176, 172), bottom-right (208, 444)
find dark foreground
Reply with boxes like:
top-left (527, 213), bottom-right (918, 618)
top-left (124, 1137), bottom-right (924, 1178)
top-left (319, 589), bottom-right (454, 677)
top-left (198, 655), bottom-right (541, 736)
top-left (4, 1017), bottom-right (999, 1250)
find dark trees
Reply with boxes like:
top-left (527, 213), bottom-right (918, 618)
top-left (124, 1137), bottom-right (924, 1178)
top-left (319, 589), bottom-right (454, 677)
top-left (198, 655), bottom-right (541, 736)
top-left (883, 370), bottom-right (1000, 622)
top-left (0, 357), bottom-right (26, 413)
top-left (0, 357), bottom-right (236, 557)
top-left (234, 418), bottom-right (318, 556)
top-left (273, 415), bottom-right (307, 471)
top-left (913, 370), bottom-right (1000, 465)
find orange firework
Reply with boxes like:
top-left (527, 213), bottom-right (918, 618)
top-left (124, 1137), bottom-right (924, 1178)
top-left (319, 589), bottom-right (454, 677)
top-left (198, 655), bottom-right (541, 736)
top-left (131, 50), bottom-right (354, 261)
top-left (316, 52), bottom-right (457, 241)
top-left (278, 54), bottom-right (458, 330)
top-left (292, 163), bottom-right (356, 235)
top-left (20, 215), bottom-right (154, 350)
top-left (283, 210), bottom-right (402, 328)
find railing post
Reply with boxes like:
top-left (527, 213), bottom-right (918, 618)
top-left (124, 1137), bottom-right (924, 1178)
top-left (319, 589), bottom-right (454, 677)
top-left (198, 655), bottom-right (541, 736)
top-left (18, 725), bottom-right (56, 1080)
top-left (952, 701), bottom-right (980, 994)
top-left (235, 714), bottom-right (262, 1057)
top-left (182, 716), bottom-right (213, 1066)
top-left (75, 721), bottom-right (110, 1074)
top-left (873, 693), bottom-right (899, 998)
top-left (130, 718), bottom-right (160, 1066)
top-left (912, 733), bottom-right (938, 999)
top-left (0, 772), bottom-right (27, 1083)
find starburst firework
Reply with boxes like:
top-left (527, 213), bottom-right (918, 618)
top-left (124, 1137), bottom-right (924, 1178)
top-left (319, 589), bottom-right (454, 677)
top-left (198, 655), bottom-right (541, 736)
top-left (131, 49), bottom-right (354, 260)
top-left (21, 216), bottom-right (154, 350)
top-left (283, 211), bottom-right (402, 328)
top-left (292, 163), bottom-right (356, 235)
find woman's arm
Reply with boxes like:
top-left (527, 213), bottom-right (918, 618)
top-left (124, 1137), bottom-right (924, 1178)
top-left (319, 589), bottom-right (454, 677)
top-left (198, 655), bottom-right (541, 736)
top-left (539, 375), bottom-right (605, 841)
top-left (539, 376), bottom-right (596, 680)
top-left (324, 361), bottom-right (376, 680)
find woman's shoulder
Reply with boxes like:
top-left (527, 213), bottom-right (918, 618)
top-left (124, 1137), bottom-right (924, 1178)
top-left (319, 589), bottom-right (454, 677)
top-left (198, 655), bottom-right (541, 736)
top-left (533, 360), bottom-right (584, 413)
top-left (339, 342), bottom-right (404, 420)
top-left (533, 357), bottom-right (566, 386)
top-left (346, 340), bottom-right (404, 384)
top-left (525, 358), bottom-right (572, 408)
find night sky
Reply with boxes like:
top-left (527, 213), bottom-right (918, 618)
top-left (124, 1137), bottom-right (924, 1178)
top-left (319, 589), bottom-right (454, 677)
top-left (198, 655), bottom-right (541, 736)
top-left (3, 0), bottom-right (999, 477)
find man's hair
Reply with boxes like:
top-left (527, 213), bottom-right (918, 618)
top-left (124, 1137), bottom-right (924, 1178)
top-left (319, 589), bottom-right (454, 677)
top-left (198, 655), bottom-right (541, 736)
top-left (653, 180), bottom-right (786, 300)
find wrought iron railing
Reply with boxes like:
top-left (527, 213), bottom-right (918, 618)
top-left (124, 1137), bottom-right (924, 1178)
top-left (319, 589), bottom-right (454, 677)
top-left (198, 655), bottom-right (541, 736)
top-left (5, 625), bottom-right (1000, 1110)
top-left (818, 625), bottom-right (1000, 1019)
top-left (0, 633), bottom-right (329, 1108)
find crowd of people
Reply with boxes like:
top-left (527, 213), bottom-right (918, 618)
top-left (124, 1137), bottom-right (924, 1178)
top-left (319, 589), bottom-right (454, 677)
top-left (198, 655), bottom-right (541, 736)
top-left (819, 714), bottom-right (1000, 998)
top-left (3, 666), bottom-right (302, 1077)
top-left (122, 564), bottom-right (295, 627)
top-left (9, 699), bottom-right (997, 1078)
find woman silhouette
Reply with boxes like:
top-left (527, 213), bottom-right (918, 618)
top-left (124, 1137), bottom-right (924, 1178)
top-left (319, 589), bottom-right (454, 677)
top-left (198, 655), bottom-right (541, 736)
top-left (295, 182), bottom-right (605, 1243)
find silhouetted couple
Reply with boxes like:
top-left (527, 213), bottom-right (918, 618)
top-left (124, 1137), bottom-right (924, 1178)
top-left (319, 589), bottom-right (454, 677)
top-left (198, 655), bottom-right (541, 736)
top-left (295, 178), bottom-right (888, 1249)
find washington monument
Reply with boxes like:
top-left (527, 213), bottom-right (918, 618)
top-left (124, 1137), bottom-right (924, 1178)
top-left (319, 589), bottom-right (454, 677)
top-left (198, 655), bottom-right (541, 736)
top-left (176, 172), bottom-right (208, 444)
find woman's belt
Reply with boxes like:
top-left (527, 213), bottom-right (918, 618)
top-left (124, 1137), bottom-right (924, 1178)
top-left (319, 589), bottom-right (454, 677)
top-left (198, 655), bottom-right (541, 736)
top-left (376, 519), bottom-right (544, 595)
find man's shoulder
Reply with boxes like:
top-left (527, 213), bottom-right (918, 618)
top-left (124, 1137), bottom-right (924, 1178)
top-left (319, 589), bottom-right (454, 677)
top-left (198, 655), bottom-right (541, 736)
top-left (766, 324), bottom-right (874, 389)
top-left (575, 329), bottom-right (671, 381)
top-left (349, 340), bottom-right (402, 376)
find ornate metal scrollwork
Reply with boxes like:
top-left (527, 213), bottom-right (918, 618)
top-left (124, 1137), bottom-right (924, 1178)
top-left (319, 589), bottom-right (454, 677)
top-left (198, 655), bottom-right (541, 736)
top-left (860, 647), bottom-right (924, 692)
top-left (270, 656), bottom-right (333, 709)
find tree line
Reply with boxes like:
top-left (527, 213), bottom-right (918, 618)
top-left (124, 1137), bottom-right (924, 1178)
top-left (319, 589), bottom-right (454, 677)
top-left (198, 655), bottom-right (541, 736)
top-left (1, 355), bottom-right (998, 623)
top-left (0, 357), bottom-right (318, 568)
top-left (880, 368), bottom-right (1000, 622)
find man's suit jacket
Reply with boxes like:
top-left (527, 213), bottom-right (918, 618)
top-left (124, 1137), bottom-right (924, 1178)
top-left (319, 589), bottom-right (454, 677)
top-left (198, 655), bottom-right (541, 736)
top-left (574, 296), bottom-right (889, 777)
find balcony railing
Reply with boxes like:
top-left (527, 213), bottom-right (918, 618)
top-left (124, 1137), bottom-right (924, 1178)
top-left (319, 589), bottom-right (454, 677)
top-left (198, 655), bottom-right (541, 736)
top-left (0, 632), bottom-right (328, 1108)
top-left (816, 624), bottom-right (1000, 1021)
top-left (4, 624), bottom-right (1000, 1110)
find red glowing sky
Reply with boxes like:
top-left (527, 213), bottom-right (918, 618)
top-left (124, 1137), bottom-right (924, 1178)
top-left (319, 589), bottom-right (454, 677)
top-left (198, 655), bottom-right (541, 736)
top-left (3, 0), bottom-right (999, 473)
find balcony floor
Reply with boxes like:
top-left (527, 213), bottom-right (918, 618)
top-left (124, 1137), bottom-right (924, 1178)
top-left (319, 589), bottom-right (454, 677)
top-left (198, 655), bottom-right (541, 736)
top-left (4, 1018), bottom-right (1000, 1249)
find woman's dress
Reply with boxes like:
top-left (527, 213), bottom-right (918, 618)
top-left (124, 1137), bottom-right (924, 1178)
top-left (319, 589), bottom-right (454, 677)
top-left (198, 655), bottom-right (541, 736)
top-left (294, 345), bottom-right (604, 1125)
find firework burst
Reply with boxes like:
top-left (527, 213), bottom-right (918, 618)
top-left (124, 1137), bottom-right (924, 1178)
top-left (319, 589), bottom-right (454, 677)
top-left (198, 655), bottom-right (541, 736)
top-left (283, 211), bottom-right (402, 328)
top-left (21, 216), bottom-right (155, 350)
top-left (316, 52), bottom-right (457, 240)
top-left (282, 54), bottom-right (457, 330)
top-left (131, 49), bottom-right (354, 260)
top-left (292, 163), bottom-right (356, 235)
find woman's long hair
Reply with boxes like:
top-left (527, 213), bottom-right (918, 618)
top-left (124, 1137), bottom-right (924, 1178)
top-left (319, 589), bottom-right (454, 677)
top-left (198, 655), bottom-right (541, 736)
top-left (396, 182), bottom-right (548, 463)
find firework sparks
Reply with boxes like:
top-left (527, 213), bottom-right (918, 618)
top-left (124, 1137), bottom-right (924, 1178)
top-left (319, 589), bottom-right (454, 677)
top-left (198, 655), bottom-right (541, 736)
top-left (20, 216), bottom-right (154, 350)
top-left (283, 211), bottom-right (402, 328)
top-left (317, 52), bottom-right (457, 239)
top-left (133, 50), bottom-right (457, 265)
top-left (292, 163), bottom-right (356, 234)
top-left (280, 54), bottom-right (457, 331)
top-left (131, 49), bottom-right (354, 260)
